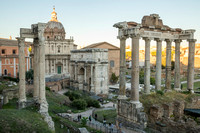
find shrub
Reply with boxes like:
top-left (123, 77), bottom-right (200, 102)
top-left (156, 90), bottom-right (164, 96)
top-left (64, 91), bottom-right (81, 101)
top-left (150, 77), bottom-right (156, 85)
top-left (3, 76), bottom-right (18, 82)
top-left (85, 98), bottom-right (100, 108)
top-left (45, 87), bottom-right (50, 91)
top-left (81, 117), bottom-right (88, 127)
top-left (71, 99), bottom-right (87, 110)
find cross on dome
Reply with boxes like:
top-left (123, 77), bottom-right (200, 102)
top-left (50, 6), bottom-right (58, 22)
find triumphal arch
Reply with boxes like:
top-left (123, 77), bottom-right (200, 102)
top-left (114, 14), bottom-right (196, 129)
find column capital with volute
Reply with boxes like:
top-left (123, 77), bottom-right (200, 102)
top-left (117, 35), bottom-right (128, 40)
top-left (187, 39), bottom-right (197, 43)
top-left (174, 39), bottom-right (182, 43)
top-left (143, 37), bottom-right (153, 42)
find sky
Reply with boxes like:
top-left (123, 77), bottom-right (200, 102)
top-left (1, 0), bottom-right (200, 48)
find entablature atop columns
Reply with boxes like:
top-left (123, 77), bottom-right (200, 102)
top-left (114, 14), bottom-right (195, 41)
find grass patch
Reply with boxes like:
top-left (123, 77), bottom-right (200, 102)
top-left (93, 109), bottom-right (117, 124)
top-left (181, 81), bottom-right (200, 90)
top-left (140, 91), bottom-right (199, 113)
top-left (0, 109), bottom-right (52, 133)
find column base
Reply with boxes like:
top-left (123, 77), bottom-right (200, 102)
top-left (164, 89), bottom-right (172, 93)
top-left (39, 100), bottom-right (55, 131)
top-left (18, 99), bottom-right (26, 109)
top-left (130, 100), bottom-right (143, 108)
top-left (118, 95), bottom-right (127, 100)
top-left (189, 89), bottom-right (194, 93)
top-left (174, 88), bottom-right (181, 91)
top-left (33, 96), bottom-right (39, 104)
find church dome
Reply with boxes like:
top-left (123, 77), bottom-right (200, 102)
top-left (44, 7), bottom-right (65, 41)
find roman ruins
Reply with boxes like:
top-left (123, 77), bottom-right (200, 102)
top-left (114, 14), bottom-right (196, 129)
top-left (17, 23), bottom-right (54, 130)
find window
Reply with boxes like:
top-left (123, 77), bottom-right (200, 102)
top-left (13, 50), bottom-right (16, 54)
top-left (110, 60), bottom-right (115, 67)
top-left (2, 49), bottom-right (5, 54)
top-left (58, 46), bottom-right (60, 53)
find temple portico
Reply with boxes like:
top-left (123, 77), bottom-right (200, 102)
top-left (114, 14), bottom-right (196, 129)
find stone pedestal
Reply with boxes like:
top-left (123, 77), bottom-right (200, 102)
top-left (117, 99), bottom-right (147, 130)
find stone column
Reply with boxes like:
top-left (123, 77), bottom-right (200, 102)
top-left (33, 38), bottom-right (40, 102)
top-left (165, 39), bottom-right (172, 91)
top-left (118, 36), bottom-right (127, 99)
top-left (90, 64), bottom-right (94, 92)
top-left (174, 39), bottom-right (182, 90)
top-left (38, 28), bottom-right (48, 113)
top-left (131, 35), bottom-right (141, 107)
top-left (74, 63), bottom-right (78, 89)
top-left (187, 39), bottom-right (196, 93)
top-left (17, 37), bottom-right (26, 108)
top-left (143, 37), bottom-right (151, 94)
top-left (84, 65), bottom-right (87, 91)
top-left (155, 38), bottom-right (162, 90)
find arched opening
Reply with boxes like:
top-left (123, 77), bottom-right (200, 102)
top-left (4, 69), bottom-right (7, 76)
top-left (78, 67), bottom-right (85, 90)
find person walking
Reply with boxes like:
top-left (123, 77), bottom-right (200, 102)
top-left (89, 115), bottom-right (91, 122)
top-left (95, 113), bottom-right (97, 121)
top-left (103, 118), bottom-right (106, 126)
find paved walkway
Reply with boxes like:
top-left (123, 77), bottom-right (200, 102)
top-left (57, 90), bottom-right (139, 133)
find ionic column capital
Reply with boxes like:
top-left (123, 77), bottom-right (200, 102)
top-left (16, 37), bottom-right (25, 47)
top-left (174, 39), bottom-right (182, 43)
top-left (187, 39), bottom-right (197, 43)
top-left (165, 39), bottom-right (173, 43)
top-left (143, 37), bottom-right (153, 42)
top-left (154, 38), bottom-right (164, 42)
top-left (130, 34), bottom-right (140, 39)
top-left (118, 35), bottom-right (127, 40)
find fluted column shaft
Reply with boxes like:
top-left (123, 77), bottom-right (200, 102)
top-left (143, 37), bottom-right (151, 94)
top-left (165, 39), bottom-right (172, 90)
top-left (131, 35), bottom-right (140, 102)
top-left (174, 39), bottom-right (182, 90)
top-left (33, 38), bottom-right (39, 102)
top-left (187, 39), bottom-right (196, 92)
top-left (155, 39), bottom-right (162, 90)
top-left (118, 36), bottom-right (127, 99)
top-left (17, 37), bottom-right (26, 108)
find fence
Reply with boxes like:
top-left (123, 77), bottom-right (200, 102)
top-left (87, 121), bottom-right (122, 133)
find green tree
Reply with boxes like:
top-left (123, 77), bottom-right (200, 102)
top-left (110, 73), bottom-right (118, 84)
top-left (26, 69), bottom-right (34, 81)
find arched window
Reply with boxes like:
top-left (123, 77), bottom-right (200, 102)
top-left (58, 46), bottom-right (61, 53)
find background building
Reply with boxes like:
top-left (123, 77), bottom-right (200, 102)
top-left (0, 37), bottom-right (31, 78)
top-left (84, 42), bottom-right (120, 81)
top-left (70, 48), bottom-right (109, 94)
